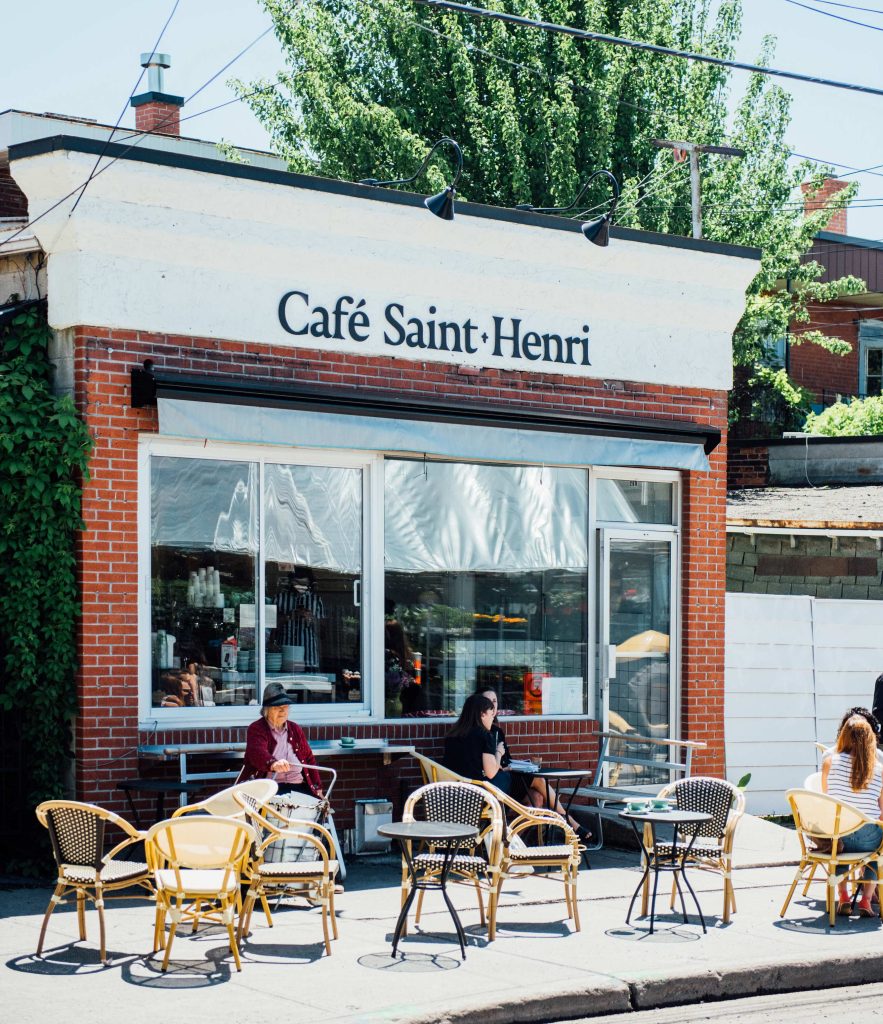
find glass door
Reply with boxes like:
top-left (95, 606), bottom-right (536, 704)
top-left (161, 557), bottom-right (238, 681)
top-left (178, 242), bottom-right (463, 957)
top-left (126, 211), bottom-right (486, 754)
top-left (599, 529), bottom-right (678, 785)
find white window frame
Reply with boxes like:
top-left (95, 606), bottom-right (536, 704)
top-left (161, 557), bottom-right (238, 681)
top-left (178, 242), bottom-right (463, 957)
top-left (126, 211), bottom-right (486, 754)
top-left (859, 320), bottom-right (883, 398)
top-left (137, 435), bottom-right (383, 731)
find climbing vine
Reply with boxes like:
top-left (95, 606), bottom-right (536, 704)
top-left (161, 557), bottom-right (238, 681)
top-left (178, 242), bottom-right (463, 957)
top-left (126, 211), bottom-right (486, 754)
top-left (0, 300), bottom-right (92, 814)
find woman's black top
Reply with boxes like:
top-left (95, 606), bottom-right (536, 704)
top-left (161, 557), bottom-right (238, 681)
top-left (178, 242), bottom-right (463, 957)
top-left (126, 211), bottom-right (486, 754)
top-left (443, 727), bottom-right (495, 780)
top-left (490, 722), bottom-right (511, 768)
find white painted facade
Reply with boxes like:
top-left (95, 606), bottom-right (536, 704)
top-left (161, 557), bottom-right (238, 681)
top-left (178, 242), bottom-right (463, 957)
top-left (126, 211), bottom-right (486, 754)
top-left (725, 592), bottom-right (883, 815)
top-left (9, 144), bottom-right (757, 390)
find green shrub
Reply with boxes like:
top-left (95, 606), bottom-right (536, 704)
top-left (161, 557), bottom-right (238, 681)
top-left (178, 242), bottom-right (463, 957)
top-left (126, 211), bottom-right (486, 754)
top-left (805, 395), bottom-right (883, 436)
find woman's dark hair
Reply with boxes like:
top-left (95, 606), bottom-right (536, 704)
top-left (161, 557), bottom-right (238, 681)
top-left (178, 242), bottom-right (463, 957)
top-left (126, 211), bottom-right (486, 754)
top-left (448, 693), bottom-right (494, 738)
top-left (839, 705), bottom-right (881, 738)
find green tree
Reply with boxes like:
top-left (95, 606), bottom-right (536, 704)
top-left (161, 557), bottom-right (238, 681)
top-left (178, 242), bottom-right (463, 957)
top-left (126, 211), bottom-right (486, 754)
top-left (236, 0), bottom-right (863, 427)
top-left (805, 395), bottom-right (883, 437)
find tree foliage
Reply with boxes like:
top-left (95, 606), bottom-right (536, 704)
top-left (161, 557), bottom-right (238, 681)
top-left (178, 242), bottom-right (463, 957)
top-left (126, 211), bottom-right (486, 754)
top-left (0, 301), bottom-right (91, 818)
top-left (236, 0), bottom-right (863, 425)
top-left (805, 396), bottom-right (883, 437)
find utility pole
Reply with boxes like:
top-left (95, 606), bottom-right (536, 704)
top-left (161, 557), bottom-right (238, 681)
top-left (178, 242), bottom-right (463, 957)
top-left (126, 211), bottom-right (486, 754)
top-left (652, 140), bottom-right (746, 239)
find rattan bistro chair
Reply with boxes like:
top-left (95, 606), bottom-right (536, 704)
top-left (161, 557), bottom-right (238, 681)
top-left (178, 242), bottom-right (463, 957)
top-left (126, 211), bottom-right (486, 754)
top-left (146, 815), bottom-right (254, 972)
top-left (641, 776), bottom-right (745, 925)
top-left (781, 788), bottom-right (883, 927)
top-left (477, 781), bottom-right (583, 935)
top-left (35, 800), bottom-right (153, 964)
top-left (233, 791), bottom-right (339, 955)
top-left (402, 781), bottom-right (505, 939)
top-left (171, 778), bottom-right (278, 819)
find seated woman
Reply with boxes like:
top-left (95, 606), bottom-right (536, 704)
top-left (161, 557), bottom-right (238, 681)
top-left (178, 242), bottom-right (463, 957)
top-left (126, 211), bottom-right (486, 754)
top-left (444, 693), bottom-right (589, 841)
top-left (239, 682), bottom-right (323, 797)
top-left (821, 713), bottom-right (883, 917)
top-left (480, 687), bottom-right (590, 842)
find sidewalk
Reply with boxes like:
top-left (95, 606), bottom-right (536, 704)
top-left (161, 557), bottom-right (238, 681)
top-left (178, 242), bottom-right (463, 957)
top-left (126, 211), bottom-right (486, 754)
top-left (3, 815), bottom-right (883, 1024)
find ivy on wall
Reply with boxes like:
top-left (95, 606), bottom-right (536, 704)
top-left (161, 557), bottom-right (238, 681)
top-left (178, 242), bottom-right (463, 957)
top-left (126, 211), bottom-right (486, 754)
top-left (0, 300), bottom-right (92, 814)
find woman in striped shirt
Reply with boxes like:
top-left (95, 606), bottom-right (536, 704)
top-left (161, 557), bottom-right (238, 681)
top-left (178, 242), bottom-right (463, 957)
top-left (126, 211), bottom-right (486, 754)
top-left (821, 714), bottom-right (883, 917)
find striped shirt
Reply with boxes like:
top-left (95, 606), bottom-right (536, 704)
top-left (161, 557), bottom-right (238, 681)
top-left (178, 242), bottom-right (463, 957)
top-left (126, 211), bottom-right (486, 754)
top-left (826, 752), bottom-right (883, 819)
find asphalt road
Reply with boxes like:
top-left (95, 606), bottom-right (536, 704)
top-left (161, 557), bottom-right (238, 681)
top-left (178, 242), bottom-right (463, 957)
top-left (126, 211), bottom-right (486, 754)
top-left (567, 982), bottom-right (883, 1023)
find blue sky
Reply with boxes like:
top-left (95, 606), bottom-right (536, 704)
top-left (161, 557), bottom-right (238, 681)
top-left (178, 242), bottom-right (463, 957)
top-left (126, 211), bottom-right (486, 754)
top-left (1, 0), bottom-right (880, 237)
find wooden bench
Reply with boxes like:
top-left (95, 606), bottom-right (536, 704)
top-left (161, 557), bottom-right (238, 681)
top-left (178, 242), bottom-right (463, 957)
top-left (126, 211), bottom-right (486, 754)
top-left (560, 731), bottom-right (706, 850)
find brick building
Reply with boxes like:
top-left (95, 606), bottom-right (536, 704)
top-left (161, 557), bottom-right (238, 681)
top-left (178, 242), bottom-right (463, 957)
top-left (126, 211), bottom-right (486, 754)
top-left (0, 105), bottom-right (757, 827)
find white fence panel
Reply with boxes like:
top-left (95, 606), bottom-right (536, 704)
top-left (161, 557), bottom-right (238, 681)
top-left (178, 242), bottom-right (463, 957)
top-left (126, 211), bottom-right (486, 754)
top-left (724, 593), bottom-right (883, 816)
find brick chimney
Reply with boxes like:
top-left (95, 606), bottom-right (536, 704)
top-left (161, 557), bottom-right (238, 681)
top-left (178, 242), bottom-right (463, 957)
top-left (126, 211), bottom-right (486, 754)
top-left (0, 166), bottom-right (28, 219)
top-left (801, 177), bottom-right (849, 235)
top-left (130, 53), bottom-right (184, 137)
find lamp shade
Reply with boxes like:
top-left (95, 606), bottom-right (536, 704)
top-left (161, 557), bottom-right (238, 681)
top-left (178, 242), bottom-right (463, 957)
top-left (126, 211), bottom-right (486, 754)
top-left (424, 186), bottom-right (456, 221)
top-left (581, 214), bottom-right (611, 247)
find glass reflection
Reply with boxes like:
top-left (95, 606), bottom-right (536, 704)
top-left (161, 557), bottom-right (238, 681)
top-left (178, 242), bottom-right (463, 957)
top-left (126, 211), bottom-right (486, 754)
top-left (150, 458), bottom-right (259, 708)
top-left (596, 479), bottom-right (674, 525)
top-left (384, 460), bottom-right (588, 717)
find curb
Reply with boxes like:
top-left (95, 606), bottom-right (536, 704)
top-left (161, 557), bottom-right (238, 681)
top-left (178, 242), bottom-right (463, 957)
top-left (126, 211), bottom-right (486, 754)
top-left (338, 950), bottom-right (883, 1024)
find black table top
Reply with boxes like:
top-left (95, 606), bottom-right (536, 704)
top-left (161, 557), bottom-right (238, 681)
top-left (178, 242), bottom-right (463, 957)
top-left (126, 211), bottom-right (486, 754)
top-left (619, 809), bottom-right (712, 826)
top-left (378, 821), bottom-right (478, 842)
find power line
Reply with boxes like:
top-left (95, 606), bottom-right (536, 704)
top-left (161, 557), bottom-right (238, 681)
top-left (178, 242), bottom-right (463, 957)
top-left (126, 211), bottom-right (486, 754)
top-left (68, 0), bottom-right (182, 218)
top-left (412, 0), bottom-right (883, 97)
top-left (781, 0), bottom-right (883, 31)
top-left (805, 0), bottom-right (883, 13)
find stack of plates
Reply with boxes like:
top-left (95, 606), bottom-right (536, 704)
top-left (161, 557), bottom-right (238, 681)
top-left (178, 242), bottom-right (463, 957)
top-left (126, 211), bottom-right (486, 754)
top-left (282, 645), bottom-right (305, 673)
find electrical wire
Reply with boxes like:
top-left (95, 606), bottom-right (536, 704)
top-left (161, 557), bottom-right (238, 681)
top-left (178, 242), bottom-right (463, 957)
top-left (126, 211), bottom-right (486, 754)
top-left (805, 0), bottom-right (883, 12)
top-left (68, 0), bottom-right (183, 218)
top-left (411, 0), bottom-right (883, 97)
top-left (781, 0), bottom-right (883, 31)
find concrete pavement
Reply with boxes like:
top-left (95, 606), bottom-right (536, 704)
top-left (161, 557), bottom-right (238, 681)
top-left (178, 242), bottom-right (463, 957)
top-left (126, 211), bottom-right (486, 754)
top-left (3, 815), bottom-right (883, 1024)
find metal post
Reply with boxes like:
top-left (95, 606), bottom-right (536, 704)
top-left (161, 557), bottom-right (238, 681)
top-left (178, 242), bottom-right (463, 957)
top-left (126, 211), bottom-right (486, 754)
top-left (689, 147), bottom-right (702, 239)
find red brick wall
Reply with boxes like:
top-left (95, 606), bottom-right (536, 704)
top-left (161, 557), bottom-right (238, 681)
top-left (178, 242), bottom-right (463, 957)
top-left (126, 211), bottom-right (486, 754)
top-left (789, 303), bottom-right (860, 402)
top-left (727, 442), bottom-right (770, 489)
top-left (71, 326), bottom-right (729, 823)
top-left (133, 102), bottom-right (181, 136)
top-left (0, 165), bottom-right (28, 218)
top-left (801, 178), bottom-right (849, 235)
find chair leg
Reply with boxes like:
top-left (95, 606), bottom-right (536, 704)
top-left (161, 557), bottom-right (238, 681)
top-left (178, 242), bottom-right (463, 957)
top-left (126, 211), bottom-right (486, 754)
top-left (569, 866), bottom-right (581, 932)
top-left (474, 879), bottom-right (486, 927)
top-left (95, 886), bottom-right (108, 964)
top-left (260, 893), bottom-right (273, 928)
top-left (669, 876), bottom-right (677, 911)
top-left (827, 874), bottom-right (837, 927)
top-left (640, 870), bottom-right (650, 917)
top-left (76, 889), bottom-right (87, 940)
top-left (153, 904), bottom-right (166, 953)
top-left (488, 876), bottom-right (504, 941)
top-left (191, 898), bottom-right (201, 934)
top-left (329, 880), bottom-right (339, 940)
top-left (320, 891), bottom-right (332, 956)
top-left (802, 862), bottom-right (818, 897)
top-left (238, 886), bottom-right (258, 944)
top-left (780, 864), bottom-right (806, 917)
top-left (223, 899), bottom-right (242, 972)
top-left (161, 906), bottom-right (180, 972)
top-left (36, 882), bottom-right (65, 957)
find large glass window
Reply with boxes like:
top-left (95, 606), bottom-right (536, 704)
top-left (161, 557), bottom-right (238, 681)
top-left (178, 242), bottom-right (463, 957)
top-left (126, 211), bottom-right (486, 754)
top-left (383, 460), bottom-right (588, 718)
top-left (149, 456), bottom-right (363, 712)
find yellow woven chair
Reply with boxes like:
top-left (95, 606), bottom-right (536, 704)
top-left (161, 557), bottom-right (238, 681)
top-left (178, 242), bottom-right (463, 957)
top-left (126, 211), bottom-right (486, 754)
top-left (781, 788), bottom-right (883, 927)
top-left (232, 791), bottom-right (339, 955)
top-left (145, 815), bottom-right (254, 971)
top-left (412, 751), bottom-right (470, 785)
top-left (476, 781), bottom-right (582, 936)
top-left (642, 776), bottom-right (745, 925)
top-left (35, 800), bottom-right (152, 964)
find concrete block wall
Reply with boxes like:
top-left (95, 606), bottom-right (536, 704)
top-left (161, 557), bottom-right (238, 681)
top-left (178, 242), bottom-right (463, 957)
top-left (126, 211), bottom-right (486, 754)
top-left (70, 325), bottom-right (730, 823)
top-left (727, 532), bottom-right (883, 600)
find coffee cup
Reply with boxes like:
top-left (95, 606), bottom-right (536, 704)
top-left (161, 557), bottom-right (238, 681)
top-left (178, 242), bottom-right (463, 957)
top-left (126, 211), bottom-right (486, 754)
top-left (626, 800), bottom-right (648, 812)
top-left (650, 798), bottom-right (671, 811)
top-left (339, 736), bottom-right (356, 747)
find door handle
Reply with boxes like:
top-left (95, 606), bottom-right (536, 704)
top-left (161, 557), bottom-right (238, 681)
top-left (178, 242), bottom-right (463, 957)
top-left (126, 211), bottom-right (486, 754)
top-left (606, 643), bottom-right (618, 680)
top-left (353, 579), bottom-right (361, 607)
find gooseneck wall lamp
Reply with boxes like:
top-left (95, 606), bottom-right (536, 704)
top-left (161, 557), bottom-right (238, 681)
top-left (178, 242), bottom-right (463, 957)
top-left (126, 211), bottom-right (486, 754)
top-left (516, 169), bottom-right (621, 246)
top-left (359, 137), bottom-right (463, 221)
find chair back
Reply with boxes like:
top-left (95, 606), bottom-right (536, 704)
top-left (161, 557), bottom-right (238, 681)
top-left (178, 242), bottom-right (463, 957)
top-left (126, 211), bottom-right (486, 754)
top-left (804, 771), bottom-right (823, 792)
top-left (173, 778), bottom-right (278, 818)
top-left (786, 788), bottom-right (870, 841)
top-left (412, 752), bottom-right (470, 785)
top-left (146, 815), bottom-right (254, 876)
top-left (404, 781), bottom-right (503, 856)
top-left (36, 800), bottom-right (109, 871)
top-left (662, 777), bottom-right (743, 841)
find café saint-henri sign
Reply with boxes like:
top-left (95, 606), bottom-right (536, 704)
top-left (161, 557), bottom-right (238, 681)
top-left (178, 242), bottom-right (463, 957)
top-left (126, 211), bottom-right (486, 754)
top-left (278, 288), bottom-right (592, 370)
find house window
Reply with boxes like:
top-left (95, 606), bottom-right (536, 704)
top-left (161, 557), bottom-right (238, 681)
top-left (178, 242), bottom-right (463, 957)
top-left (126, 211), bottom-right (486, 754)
top-left (859, 321), bottom-right (883, 398)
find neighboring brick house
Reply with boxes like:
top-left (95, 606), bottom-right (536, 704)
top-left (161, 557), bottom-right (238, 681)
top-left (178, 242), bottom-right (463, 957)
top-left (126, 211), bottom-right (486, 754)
top-left (0, 99), bottom-right (757, 827)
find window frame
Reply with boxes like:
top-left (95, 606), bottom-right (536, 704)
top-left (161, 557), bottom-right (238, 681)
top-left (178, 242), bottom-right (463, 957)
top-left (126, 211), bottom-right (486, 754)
top-left (859, 321), bottom-right (883, 398)
top-left (138, 435), bottom-right (382, 731)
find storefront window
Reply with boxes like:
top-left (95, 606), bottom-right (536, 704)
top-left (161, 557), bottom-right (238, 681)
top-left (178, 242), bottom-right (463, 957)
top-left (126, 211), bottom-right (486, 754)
top-left (150, 457), bottom-right (259, 708)
top-left (263, 463), bottom-right (363, 706)
top-left (149, 456), bottom-right (363, 711)
top-left (384, 460), bottom-right (588, 717)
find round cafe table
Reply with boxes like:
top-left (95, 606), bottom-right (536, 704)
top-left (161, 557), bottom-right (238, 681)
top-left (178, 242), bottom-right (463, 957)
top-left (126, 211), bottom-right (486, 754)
top-left (619, 808), bottom-right (713, 935)
top-left (377, 821), bottom-right (478, 960)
